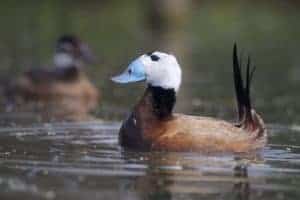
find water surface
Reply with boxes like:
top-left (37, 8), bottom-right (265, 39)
top-left (0, 121), bottom-right (299, 199)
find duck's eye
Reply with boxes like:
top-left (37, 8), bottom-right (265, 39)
top-left (128, 69), bottom-right (132, 74)
top-left (150, 54), bottom-right (160, 61)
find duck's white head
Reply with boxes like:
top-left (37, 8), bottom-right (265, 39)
top-left (112, 51), bottom-right (182, 92)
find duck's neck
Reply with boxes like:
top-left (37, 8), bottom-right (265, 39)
top-left (119, 85), bottom-right (176, 149)
top-left (137, 85), bottom-right (176, 120)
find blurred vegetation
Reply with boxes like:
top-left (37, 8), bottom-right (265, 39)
top-left (0, 0), bottom-right (299, 124)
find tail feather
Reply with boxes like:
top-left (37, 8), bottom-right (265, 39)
top-left (233, 44), bottom-right (252, 122)
top-left (233, 44), bottom-right (266, 141)
top-left (233, 44), bottom-right (256, 126)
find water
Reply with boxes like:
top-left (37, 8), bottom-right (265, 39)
top-left (0, 0), bottom-right (300, 199)
top-left (0, 122), bottom-right (299, 199)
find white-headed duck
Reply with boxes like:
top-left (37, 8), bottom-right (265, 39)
top-left (112, 44), bottom-right (267, 153)
top-left (6, 35), bottom-right (99, 112)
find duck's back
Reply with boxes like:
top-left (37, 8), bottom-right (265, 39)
top-left (5, 67), bottom-right (99, 113)
top-left (150, 114), bottom-right (266, 152)
top-left (25, 66), bottom-right (79, 83)
top-left (19, 72), bottom-right (98, 106)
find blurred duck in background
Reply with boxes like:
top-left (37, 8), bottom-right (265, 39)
top-left (4, 35), bottom-right (100, 120)
top-left (112, 45), bottom-right (267, 153)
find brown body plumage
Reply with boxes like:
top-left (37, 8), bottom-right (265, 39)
top-left (119, 86), bottom-right (266, 152)
top-left (14, 69), bottom-right (99, 111)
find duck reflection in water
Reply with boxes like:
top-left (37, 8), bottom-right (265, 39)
top-left (4, 35), bottom-right (99, 121)
top-left (120, 152), bottom-right (256, 200)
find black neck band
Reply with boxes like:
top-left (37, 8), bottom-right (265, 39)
top-left (148, 85), bottom-right (176, 119)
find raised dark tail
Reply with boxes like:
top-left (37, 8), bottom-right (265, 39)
top-left (233, 43), bottom-right (267, 134)
top-left (233, 44), bottom-right (255, 123)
